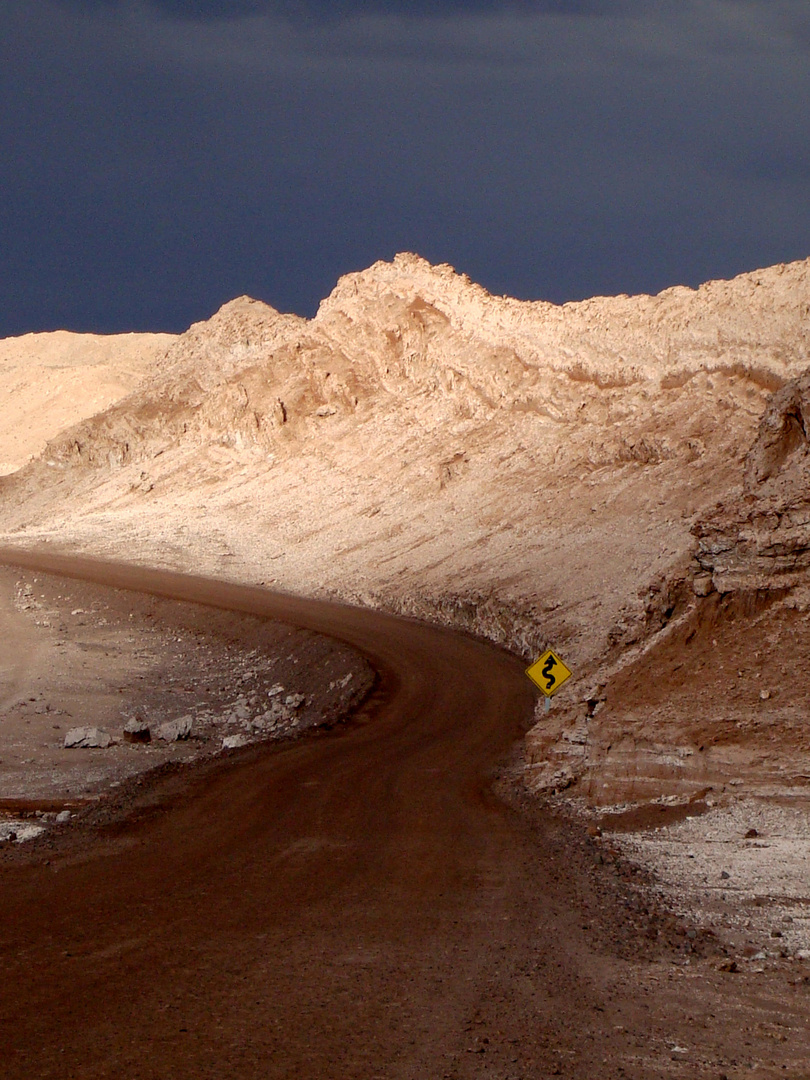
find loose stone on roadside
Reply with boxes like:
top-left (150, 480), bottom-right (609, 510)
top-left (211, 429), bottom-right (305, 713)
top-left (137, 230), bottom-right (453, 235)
top-left (64, 726), bottom-right (113, 749)
top-left (123, 717), bottom-right (151, 743)
top-left (157, 716), bottom-right (192, 742)
top-left (0, 820), bottom-right (46, 843)
top-left (222, 734), bottom-right (249, 750)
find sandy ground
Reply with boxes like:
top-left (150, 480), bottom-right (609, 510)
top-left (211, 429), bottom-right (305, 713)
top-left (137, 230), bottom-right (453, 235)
top-left (602, 797), bottom-right (810, 960)
top-left (0, 563), bottom-right (373, 840)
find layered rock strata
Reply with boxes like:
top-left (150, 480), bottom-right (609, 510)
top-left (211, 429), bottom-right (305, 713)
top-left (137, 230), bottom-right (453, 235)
top-left (695, 370), bottom-right (810, 594)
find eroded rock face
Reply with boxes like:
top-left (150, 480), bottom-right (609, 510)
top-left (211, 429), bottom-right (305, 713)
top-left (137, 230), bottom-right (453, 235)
top-left (693, 504), bottom-right (810, 593)
top-left (539, 367), bottom-right (810, 806)
top-left (694, 369), bottom-right (810, 594)
top-left (744, 373), bottom-right (810, 487)
top-left (18, 254), bottom-right (810, 479)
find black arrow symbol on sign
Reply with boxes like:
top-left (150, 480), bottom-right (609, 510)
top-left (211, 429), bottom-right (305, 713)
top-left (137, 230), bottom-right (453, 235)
top-left (542, 655), bottom-right (557, 690)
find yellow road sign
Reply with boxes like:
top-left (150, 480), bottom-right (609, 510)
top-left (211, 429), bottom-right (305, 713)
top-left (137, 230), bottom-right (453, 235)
top-left (526, 649), bottom-right (572, 697)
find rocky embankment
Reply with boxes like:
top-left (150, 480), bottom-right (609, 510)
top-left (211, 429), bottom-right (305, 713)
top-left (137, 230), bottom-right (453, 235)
top-left (527, 365), bottom-right (810, 803)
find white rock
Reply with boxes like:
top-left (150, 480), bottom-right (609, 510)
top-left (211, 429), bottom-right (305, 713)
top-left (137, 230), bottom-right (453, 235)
top-left (123, 717), bottom-right (151, 742)
top-left (157, 715), bottom-right (192, 742)
top-left (222, 734), bottom-right (249, 750)
top-left (64, 726), bottom-right (113, 749)
top-left (55, 810), bottom-right (71, 823)
top-left (0, 820), bottom-right (46, 843)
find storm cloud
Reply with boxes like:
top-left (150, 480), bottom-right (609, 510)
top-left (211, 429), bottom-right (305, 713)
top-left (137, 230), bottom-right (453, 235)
top-left (51, 1), bottom-right (632, 22)
top-left (1, 1), bottom-right (809, 335)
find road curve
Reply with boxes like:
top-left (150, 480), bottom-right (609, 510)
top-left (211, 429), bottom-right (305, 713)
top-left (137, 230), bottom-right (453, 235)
top-left (0, 550), bottom-right (611, 1079)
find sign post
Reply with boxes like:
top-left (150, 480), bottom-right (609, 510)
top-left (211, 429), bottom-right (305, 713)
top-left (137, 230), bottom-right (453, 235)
top-left (525, 649), bottom-right (572, 712)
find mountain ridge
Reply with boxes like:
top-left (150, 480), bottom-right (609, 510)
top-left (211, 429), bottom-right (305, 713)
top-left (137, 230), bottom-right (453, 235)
top-left (2, 251), bottom-right (810, 803)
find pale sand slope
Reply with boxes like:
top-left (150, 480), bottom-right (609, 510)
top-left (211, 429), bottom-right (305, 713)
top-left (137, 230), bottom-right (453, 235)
top-left (0, 330), bottom-right (176, 474)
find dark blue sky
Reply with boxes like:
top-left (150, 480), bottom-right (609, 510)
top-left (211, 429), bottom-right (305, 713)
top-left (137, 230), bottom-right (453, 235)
top-left (2, 1), bottom-right (809, 335)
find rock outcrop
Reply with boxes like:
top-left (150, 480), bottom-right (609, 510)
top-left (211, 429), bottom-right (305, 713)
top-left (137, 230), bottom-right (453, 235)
top-left (20, 254), bottom-right (810, 477)
top-left (694, 369), bottom-right (810, 594)
top-left (527, 359), bottom-right (810, 803)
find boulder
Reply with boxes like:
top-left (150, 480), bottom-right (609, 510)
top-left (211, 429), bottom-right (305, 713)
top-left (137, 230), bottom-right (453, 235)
top-left (157, 715), bottom-right (193, 742)
top-left (64, 726), bottom-right (113, 749)
top-left (123, 717), bottom-right (151, 743)
top-left (222, 734), bottom-right (249, 750)
top-left (692, 574), bottom-right (714, 597)
top-left (0, 820), bottom-right (46, 843)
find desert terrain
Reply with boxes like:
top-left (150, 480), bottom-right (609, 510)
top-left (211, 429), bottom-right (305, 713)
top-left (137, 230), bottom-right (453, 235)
top-left (0, 329), bottom-right (175, 476)
top-left (2, 254), bottom-right (810, 1076)
top-left (0, 561), bottom-right (373, 812)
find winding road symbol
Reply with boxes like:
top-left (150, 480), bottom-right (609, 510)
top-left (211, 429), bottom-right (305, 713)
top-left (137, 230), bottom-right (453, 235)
top-left (525, 649), bottom-right (572, 698)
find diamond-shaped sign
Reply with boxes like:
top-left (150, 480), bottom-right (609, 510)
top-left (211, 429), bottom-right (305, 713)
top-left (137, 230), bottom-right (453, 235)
top-left (525, 649), bottom-right (572, 698)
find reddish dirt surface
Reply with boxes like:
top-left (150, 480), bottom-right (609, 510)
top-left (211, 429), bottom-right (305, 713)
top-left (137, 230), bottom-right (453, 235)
top-left (588, 588), bottom-right (810, 802)
top-left (1, 552), bottom-right (810, 1079)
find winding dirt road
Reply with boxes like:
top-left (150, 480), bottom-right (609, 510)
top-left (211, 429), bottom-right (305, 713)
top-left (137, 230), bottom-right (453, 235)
top-left (0, 550), bottom-right (761, 1079)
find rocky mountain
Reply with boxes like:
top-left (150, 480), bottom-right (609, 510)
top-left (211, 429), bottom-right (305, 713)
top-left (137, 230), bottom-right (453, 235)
top-left (27, 253), bottom-right (810, 471)
top-left (2, 252), bottom-right (810, 803)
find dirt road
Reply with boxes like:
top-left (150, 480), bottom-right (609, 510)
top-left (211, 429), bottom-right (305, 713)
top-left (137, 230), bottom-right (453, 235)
top-left (1, 551), bottom-right (808, 1079)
